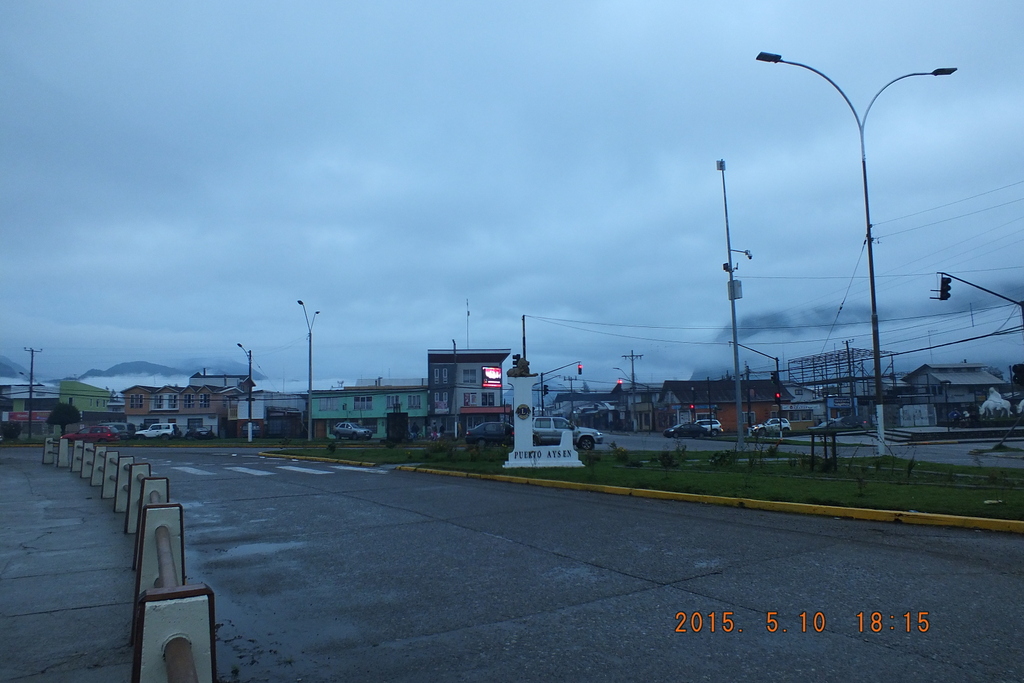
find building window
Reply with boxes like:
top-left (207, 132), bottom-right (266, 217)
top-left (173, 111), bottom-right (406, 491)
top-left (433, 368), bottom-right (440, 383)
top-left (166, 394), bottom-right (178, 409)
top-left (462, 368), bottom-right (477, 384)
top-left (442, 368), bottom-right (448, 383)
top-left (130, 394), bottom-right (143, 409)
top-left (481, 392), bottom-right (495, 407)
top-left (354, 396), bottom-right (373, 411)
top-left (152, 394), bottom-right (164, 409)
top-left (464, 393), bottom-right (478, 406)
top-left (319, 397), bottom-right (339, 411)
top-left (183, 394), bottom-right (194, 408)
top-left (407, 395), bottom-right (421, 410)
top-left (187, 418), bottom-right (203, 429)
top-left (199, 394), bottom-right (210, 408)
top-left (386, 395), bottom-right (401, 409)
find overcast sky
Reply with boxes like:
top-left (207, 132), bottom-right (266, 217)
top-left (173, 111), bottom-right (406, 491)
top-left (2, 0), bottom-right (1022, 394)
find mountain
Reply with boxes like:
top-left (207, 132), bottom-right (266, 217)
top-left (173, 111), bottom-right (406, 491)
top-left (0, 355), bottom-right (28, 379)
top-left (79, 361), bottom-right (185, 379)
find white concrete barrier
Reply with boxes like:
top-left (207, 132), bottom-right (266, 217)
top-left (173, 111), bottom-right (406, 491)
top-left (100, 451), bottom-right (121, 499)
top-left (133, 478), bottom-right (170, 570)
top-left (42, 438), bottom-right (57, 465)
top-left (89, 445), bottom-right (107, 486)
top-left (113, 455), bottom-right (137, 512)
top-left (80, 443), bottom-right (96, 479)
top-left (70, 441), bottom-right (84, 473)
top-left (132, 584), bottom-right (217, 683)
top-left (57, 439), bottom-right (70, 468)
top-left (124, 463), bottom-right (153, 534)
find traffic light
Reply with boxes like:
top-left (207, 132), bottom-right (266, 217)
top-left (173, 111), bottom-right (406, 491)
top-left (543, 385), bottom-right (549, 396)
top-left (617, 378), bottom-right (623, 385)
top-left (770, 371), bottom-right (780, 385)
top-left (577, 363), bottom-right (583, 375)
top-left (1012, 364), bottom-right (1024, 387)
top-left (774, 392), bottom-right (782, 403)
top-left (938, 276), bottom-right (952, 300)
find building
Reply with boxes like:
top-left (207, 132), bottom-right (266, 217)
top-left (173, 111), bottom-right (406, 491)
top-left (897, 363), bottom-right (1010, 426)
top-left (427, 348), bottom-right (511, 436)
top-left (660, 379), bottom-right (794, 434)
top-left (122, 383), bottom-right (245, 436)
top-left (311, 379), bottom-right (429, 439)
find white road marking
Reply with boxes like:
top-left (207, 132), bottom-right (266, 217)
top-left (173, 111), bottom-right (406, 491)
top-left (225, 466), bottom-right (275, 476)
top-left (331, 465), bottom-right (389, 474)
top-left (172, 466), bottom-right (217, 475)
top-left (277, 465), bottom-right (333, 475)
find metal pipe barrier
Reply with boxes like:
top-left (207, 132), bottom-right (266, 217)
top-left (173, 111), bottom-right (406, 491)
top-left (37, 441), bottom-right (217, 682)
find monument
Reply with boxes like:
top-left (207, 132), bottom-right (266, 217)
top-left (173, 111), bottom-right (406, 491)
top-left (503, 356), bottom-right (584, 468)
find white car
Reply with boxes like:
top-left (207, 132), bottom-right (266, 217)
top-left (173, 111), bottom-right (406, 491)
top-left (748, 418), bottom-right (791, 436)
top-left (532, 416), bottom-right (603, 450)
top-left (135, 423), bottom-right (179, 440)
top-left (696, 419), bottom-right (722, 437)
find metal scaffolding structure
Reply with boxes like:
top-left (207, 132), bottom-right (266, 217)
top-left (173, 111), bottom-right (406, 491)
top-left (787, 346), bottom-right (880, 399)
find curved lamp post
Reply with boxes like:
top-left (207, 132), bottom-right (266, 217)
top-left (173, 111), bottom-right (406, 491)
top-left (756, 51), bottom-right (955, 456)
top-left (298, 300), bottom-right (319, 441)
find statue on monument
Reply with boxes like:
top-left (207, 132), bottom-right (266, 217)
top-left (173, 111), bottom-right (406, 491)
top-left (507, 355), bottom-right (537, 377)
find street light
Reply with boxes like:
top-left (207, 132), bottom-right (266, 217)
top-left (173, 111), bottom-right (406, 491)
top-left (237, 343), bottom-right (254, 443)
top-left (756, 51), bottom-right (956, 457)
top-left (298, 300), bottom-right (319, 441)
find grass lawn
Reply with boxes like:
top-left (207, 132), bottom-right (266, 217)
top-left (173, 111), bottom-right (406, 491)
top-left (271, 443), bottom-right (1024, 521)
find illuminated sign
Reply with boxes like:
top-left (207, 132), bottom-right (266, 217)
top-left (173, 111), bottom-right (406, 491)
top-left (482, 366), bottom-right (503, 388)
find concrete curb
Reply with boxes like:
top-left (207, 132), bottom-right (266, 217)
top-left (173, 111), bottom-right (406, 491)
top-left (395, 465), bottom-right (1024, 535)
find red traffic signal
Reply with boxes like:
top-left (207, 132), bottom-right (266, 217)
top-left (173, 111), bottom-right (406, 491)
top-left (577, 363), bottom-right (583, 375)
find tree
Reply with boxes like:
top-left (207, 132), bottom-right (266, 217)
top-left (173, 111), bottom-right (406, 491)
top-left (47, 402), bottom-right (81, 435)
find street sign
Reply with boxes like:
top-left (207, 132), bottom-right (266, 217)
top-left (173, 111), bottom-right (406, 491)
top-left (827, 397), bottom-right (853, 409)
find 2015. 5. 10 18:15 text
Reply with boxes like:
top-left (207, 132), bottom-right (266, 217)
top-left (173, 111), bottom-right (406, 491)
top-left (673, 611), bottom-right (930, 634)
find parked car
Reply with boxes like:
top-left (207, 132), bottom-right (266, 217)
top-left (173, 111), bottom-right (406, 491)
top-left (663, 423), bottom-right (707, 438)
top-left (99, 422), bottom-right (135, 440)
top-left (696, 419), bottom-right (723, 437)
top-left (333, 421), bottom-right (373, 440)
top-left (135, 423), bottom-right (180, 440)
top-left (60, 425), bottom-right (120, 443)
top-left (185, 426), bottom-right (216, 440)
top-left (748, 418), bottom-right (791, 436)
top-left (465, 421), bottom-right (513, 446)
top-left (532, 416), bottom-right (604, 450)
top-left (809, 415), bottom-right (869, 431)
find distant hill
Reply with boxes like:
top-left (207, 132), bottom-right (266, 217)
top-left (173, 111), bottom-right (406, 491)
top-left (79, 361), bottom-right (185, 379)
top-left (0, 355), bottom-right (27, 378)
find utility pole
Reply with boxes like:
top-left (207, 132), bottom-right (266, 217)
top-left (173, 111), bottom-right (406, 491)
top-left (718, 159), bottom-right (750, 450)
top-left (24, 348), bottom-right (41, 439)
top-left (563, 375), bottom-right (576, 422)
top-left (622, 350), bottom-right (642, 431)
top-left (237, 344), bottom-right (254, 443)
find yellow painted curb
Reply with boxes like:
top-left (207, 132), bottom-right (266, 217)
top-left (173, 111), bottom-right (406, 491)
top-left (394, 466), bottom-right (1024, 534)
top-left (257, 452), bottom-right (378, 467)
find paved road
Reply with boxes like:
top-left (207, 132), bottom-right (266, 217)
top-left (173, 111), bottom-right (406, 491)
top-left (138, 448), bottom-right (1024, 680)
top-left (4, 445), bottom-right (1023, 682)
top-left (605, 432), bottom-right (1024, 469)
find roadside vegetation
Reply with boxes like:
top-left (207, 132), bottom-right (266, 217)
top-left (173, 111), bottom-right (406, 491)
top-left (269, 440), bottom-right (1024, 521)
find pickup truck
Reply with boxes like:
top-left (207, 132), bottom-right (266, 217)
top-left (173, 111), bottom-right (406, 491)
top-left (532, 416), bottom-right (604, 450)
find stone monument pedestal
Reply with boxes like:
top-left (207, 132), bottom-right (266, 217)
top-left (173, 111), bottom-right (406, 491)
top-left (503, 373), bottom-right (583, 469)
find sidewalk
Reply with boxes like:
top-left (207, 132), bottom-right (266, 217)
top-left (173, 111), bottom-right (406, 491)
top-left (0, 447), bottom-right (135, 682)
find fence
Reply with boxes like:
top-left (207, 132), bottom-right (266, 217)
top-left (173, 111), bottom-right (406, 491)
top-left (41, 438), bottom-right (217, 683)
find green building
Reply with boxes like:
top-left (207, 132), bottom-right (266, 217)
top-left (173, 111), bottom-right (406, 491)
top-left (311, 381), bottom-right (429, 439)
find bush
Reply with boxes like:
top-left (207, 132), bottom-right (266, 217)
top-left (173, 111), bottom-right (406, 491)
top-left (1, 422), bottom-right (22, 441)
top-left (708, 450), bottom-right (736, 467)
top-left (326, 442), bottom-right (337, 453)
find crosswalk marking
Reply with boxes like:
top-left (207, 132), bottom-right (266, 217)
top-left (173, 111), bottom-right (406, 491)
top-left (172, 466), bottom-right (217, 475)
top-left (332, 465), bottom-right (389, 474)
top-left (225, 466), bottom-right (275, 476)
top-left (277, 465), bottom-right (333, 475)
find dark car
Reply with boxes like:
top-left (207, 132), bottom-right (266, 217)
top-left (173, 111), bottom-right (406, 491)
top-left (663, 423), bottom-right (707, 438)
top-left (61, 425), bottom-right (120, 443)
top-left (185, 426), bottom-right (216, 440)
top-left (465, 421), bottom-right (513, 446)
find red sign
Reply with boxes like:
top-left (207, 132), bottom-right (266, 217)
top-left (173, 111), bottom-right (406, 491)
top-left (6, 411), bottom-right (51, 422)
top-left (482, 366), bottom-right (503, 388)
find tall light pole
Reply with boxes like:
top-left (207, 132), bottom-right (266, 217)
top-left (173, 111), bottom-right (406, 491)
top-left (718, 160), bottom-right (752, 450)
top-left (237, 343), bottom-right (254, 443)
top-left (755, 51), bottom-right (956, 457)
top-left (298, 300), bottom-right (319, 441)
